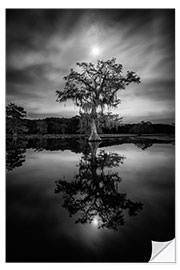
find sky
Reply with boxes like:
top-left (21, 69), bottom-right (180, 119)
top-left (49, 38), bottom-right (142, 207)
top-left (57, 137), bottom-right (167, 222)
top-left (6, 9), bottom-right (175, 123)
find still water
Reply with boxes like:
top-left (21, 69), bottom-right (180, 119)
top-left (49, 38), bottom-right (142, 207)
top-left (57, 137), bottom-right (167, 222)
top-left (6, 138), bottom-right (175, 262)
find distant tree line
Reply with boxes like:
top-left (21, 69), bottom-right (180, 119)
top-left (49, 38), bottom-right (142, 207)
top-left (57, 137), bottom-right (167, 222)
top-left (6, 116), bottom-right (175, 135)
top-left (6, 103), bottom-right (175, 136)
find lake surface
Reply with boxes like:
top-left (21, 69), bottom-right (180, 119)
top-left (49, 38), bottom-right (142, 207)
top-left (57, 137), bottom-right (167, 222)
top-left (6, 138), bottom-right (175, 262)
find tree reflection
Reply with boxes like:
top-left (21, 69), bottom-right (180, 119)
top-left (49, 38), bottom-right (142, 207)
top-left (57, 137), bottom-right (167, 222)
top-left (6, 139), bottom-right (27, 171)
top-left (55, 142), bottom-right (143, 231)
top-left (134, 141), bottom-right (153, 150)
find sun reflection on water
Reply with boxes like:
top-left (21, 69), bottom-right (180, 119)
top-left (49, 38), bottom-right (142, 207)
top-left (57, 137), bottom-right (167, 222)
top-left (92, 216), bottom-right (99, 227)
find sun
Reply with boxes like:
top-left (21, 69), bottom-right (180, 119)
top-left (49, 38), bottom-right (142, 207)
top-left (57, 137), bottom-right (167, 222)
top-left (91, 46), bottom-right (100, 56)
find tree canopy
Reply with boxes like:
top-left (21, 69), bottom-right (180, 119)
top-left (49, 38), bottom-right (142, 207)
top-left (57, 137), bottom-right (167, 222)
top-left (6, 103), bottom-right (27, 119)
top-left (6, 103), bottom-right (27, 137)
top-left (56, 58), bottom-right (140, 141)
top-left (56, 58), bottom-right (140, 115)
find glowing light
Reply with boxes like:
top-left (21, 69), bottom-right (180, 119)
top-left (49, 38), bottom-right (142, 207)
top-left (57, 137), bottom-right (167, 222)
top-left (91, 46), bottom-right (100, 56)
top-left (92, 217), bottom-right (99, 226)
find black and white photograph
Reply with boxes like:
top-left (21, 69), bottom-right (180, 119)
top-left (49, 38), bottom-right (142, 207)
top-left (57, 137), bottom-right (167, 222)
top-left (6, 9), bottom-right (175, 263)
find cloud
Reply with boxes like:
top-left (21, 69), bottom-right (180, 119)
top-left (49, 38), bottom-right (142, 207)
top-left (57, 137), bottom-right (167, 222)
top-left (6, 9), bottom-right (175, 123)
top-left (7, 63), bottom-right (67, 85)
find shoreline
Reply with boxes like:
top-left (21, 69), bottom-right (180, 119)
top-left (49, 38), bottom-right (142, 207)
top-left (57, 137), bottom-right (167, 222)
top-left (6, 133), bottom-right (175, 143)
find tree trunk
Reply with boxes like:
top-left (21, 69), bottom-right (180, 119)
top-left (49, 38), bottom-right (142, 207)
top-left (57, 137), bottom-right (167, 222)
top-left (89, 119), bottom-right (101, 141)
top-left (89, 142), bottom-right (101, 186)
top-left (89, 141), bottom-right (101, 161)
top-left (13, 128), bottom-right (18, 139)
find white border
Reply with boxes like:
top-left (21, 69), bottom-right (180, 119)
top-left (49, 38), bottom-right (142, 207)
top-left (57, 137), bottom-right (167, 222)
top-left (1, 1), bottom-right (179, 269)
top-left (0, 0), bottom-right (178, 9)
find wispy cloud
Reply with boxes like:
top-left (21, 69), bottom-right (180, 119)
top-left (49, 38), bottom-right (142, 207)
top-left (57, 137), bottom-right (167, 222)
top-left (6, 9), bottom-right (175, 123)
